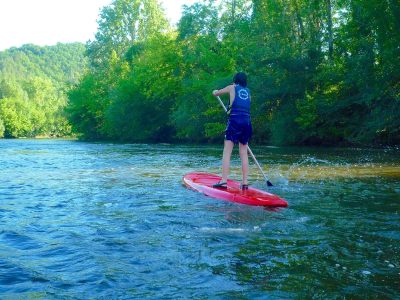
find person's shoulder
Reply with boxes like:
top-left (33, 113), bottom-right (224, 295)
top-left (225, 84), bottom-right (235, 93)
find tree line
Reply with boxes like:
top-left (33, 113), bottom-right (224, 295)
top-left (0, 43), bottom-right (87, 138)
top-left (68, 0), bottom-right (400, 146)
top-left (2, 0), bottom-right (399, 146)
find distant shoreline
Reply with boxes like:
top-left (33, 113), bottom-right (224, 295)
top-left (1, 136), bottom-right (398, 150)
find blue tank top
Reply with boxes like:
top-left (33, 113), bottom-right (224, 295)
top-left (229, 85), bottom-right (251, 119)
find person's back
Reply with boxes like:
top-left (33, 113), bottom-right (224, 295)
top-left (229, 84), bottom-right (251, 120)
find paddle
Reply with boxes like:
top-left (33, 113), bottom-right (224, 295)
top-left (216, 95), bottom-right (274, 187)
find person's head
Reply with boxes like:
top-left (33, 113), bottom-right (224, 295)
top-left (233, 72), bottom-right (247, 87)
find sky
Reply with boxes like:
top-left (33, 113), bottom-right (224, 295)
top-left (0, 0), bottom-right (198, 51)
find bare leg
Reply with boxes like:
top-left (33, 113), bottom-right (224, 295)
top-left (221, 140), bottom-right (234, 182)
top-left (239, 143), bottom-right (249, 185)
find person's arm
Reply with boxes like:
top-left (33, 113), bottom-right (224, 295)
top-left (213, 85), bottom-right (235, 105)
top-left (213, 85), bottom-right (235, 114)
top-left (212, 85), bottom-right (233, 97)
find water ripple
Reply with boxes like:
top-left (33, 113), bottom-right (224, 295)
top-left (0, 139), bottom-right (399, 298)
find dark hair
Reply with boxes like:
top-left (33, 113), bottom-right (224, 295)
top-left (233, 72), bottom-right (247, 87)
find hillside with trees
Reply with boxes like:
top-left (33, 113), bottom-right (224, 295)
top-left (0, 43), bottom-right (87, 138)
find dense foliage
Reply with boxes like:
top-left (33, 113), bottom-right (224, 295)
top-left (0, 43), bottom-right (87, 138)
top-left (67, 0), bottom-right (400, 146)
top-left (7, 0), bottom-right (399, 146)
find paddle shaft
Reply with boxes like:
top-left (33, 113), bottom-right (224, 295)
top-left (216, 96), bottom-right (273, 186)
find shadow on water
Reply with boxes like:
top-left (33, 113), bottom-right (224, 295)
top-left (0, 140), bottom-right (399, 298)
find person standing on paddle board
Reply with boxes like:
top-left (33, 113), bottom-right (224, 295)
top-left (212, 72), bottom-right (252, 190)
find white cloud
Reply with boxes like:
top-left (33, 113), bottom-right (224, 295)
top-left (0, 0), bottom-right (198, 50)
top-left (0, 0), bottom-right (112, 50)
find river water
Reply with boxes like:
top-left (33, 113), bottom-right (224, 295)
top-left (0, 139), bottom-right (399, 299)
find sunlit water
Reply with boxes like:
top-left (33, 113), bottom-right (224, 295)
top-left (0, 139), bottom-right (399, 299)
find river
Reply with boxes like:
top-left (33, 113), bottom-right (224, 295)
top-left (0, 139), bottom-right (399, 298)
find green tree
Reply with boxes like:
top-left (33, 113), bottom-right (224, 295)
top-left (170, 1), bottom-right (238, 141)
top-left (0, 117), bottom-right (4, 138)
top-left (68, 0), bottom-right (172, 141)
top-left (87, 0), bottom-right (169, 68)
top-left (66, 0), bottom-right (400, 146)
top-left (0, 43), bottom-right (86, 138)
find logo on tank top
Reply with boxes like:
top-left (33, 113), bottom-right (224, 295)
top-left (238, 89), bottom-right (249, 100)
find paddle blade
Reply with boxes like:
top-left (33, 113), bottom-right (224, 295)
top-left (267, 180), bottom-right (273, 187)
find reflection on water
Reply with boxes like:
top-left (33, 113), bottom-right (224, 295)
top-left (0, 139), bottom-right (399, 298)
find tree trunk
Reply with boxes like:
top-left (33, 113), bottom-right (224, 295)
top-left (292, 0), bottom-right (305, 40)
top-left (327, 0), bottom-right (334, 59)
top-left (232, 0), bottom-right (236, 21)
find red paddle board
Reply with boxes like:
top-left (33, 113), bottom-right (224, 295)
top-left (183, 172), bottom-right (288, 207)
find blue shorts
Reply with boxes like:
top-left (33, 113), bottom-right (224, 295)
top-left (225, 117), bottom-right (252, 145)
